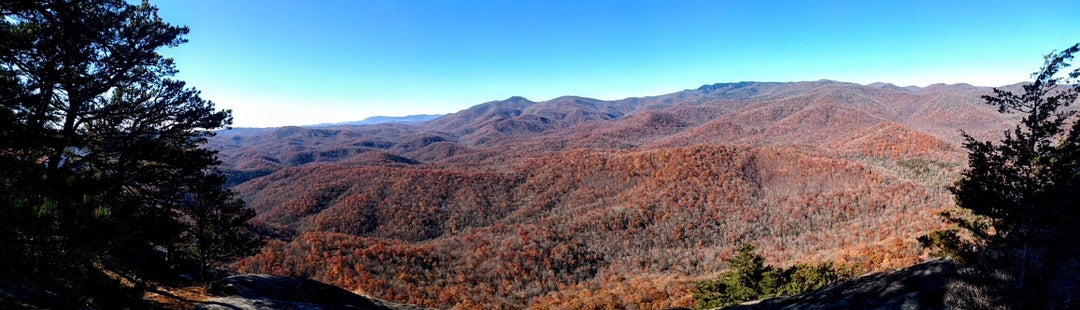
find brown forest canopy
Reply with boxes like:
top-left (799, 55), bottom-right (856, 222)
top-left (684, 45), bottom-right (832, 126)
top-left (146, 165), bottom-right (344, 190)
top-left (216, 79), bottom-right (1020, 308)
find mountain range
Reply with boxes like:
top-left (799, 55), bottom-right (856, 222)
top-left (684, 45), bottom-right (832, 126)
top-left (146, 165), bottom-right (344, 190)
top-left (309, 114), bottom-right (446, 127)
top-left (208, 80), bottom-right (1017, 309)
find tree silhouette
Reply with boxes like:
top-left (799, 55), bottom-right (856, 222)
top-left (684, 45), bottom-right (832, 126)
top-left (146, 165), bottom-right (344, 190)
top-left (923, 42), bottom-right (1080, 308)
top-left (0, 0), bottom-right (260, 305)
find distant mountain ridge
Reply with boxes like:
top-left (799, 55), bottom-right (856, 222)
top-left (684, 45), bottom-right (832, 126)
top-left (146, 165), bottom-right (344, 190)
top-left (311, 114), bottom-right (445, 127)
top-left (209, 80), bottom-right (1010, 177)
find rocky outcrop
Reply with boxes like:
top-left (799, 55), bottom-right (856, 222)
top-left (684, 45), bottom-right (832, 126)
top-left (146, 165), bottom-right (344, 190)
top-left (195, 274), bottom-right (430, 310)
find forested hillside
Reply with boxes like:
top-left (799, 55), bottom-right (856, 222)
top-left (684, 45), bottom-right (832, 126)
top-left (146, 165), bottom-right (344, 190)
top-left (212, 80), bottom-right (1014, 309)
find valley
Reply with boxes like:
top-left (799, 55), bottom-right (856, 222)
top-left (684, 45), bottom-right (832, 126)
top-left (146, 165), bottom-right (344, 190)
top-left (210, 80), bottom-right (1013, 309)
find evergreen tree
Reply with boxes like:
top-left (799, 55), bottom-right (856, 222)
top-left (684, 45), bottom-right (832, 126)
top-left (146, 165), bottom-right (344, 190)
top-left (0, 0), bottom-right (261, 305)
top-left (694, 245), bottom-right (847, 309)
top-left (181, 172), bottom-right (262, 282)
top-left (923, 42), bottom-right (1080, 308)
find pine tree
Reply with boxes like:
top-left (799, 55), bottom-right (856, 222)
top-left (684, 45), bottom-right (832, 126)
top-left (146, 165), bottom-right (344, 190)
top-left (694, 245), bottom-right (847, 309)
top-left (180, 172), bottom-right (262, 282)
top-left (0, 0), bottom-right (261, 305)
top-left (923, 42), bottom-right (1080, 308)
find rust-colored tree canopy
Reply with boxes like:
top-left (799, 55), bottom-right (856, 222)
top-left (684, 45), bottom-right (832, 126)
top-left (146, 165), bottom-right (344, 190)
top-left (214, 80), bottom-right (1015, 309)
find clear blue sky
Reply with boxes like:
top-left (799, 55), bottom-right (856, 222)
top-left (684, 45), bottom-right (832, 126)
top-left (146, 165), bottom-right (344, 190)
top-left (153, 0), bottom-right (1080, 127)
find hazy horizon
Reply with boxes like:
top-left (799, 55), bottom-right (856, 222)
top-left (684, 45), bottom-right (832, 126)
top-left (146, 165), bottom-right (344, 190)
top-left (155, 0), bottom-right (1079, 127)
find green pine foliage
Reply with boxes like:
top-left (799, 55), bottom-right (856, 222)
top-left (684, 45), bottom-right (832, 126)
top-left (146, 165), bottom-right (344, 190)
top-left (694, 245), bottom-right (850, 309)
top-left (921, 42), bottom-right (1080, 308)
top-left (0, 0), bottom-right (262, 306)
top-left (181, 173), bottom-right (263, 282)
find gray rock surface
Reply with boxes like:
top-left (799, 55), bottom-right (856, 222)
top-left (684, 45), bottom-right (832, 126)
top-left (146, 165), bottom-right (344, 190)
top-left (195, 274), bottom-right (431, 310)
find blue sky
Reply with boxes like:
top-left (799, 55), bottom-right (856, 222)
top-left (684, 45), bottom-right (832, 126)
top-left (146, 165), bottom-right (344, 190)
top-left (154, 0), bottom-right (1080, 127)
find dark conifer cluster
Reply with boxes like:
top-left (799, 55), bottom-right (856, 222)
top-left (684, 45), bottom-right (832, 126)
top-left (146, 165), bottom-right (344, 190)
top-left (694, 245), bottom-right (850, 309)
top-left (0, 0), bottom-right (261, 306)
top-left (923, 43), bottom-right (1080, 308)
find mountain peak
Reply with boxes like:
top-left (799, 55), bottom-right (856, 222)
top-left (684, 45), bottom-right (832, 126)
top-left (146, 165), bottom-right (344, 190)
top-left (866, 82), bottom-right (896, 87)
top-left (697, 81), bottom-right (757, 92)
top-left (504, 96), bottom-right (533, 103)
